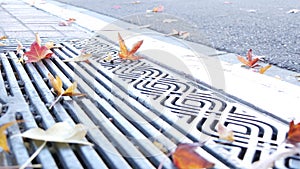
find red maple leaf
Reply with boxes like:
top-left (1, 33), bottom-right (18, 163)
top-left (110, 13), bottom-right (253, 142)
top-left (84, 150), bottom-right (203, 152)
top-left (237, 49), bottom-right (259, 68)
top-left (24, 41), bottom-right (53, 63)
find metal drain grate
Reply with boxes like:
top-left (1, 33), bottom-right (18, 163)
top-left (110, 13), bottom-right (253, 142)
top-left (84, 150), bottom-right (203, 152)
top-left (0, 35), bottom-right (299, 169)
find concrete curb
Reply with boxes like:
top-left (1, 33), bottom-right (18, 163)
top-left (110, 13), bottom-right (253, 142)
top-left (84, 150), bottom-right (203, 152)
top-left (23, 0), bottom-right (300, 122)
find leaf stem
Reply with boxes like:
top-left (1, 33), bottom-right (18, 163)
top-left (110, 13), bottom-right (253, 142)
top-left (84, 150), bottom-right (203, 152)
top-left (48, 94), bottom-right (63, 110)
top-left (20, 141), bottom-right (47, 169)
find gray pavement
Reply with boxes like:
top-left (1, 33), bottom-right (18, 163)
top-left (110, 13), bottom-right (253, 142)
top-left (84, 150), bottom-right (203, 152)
top-left (53, 0), bottom-right (300, 72)
top-left (0, 0), bottom-right (90, 46)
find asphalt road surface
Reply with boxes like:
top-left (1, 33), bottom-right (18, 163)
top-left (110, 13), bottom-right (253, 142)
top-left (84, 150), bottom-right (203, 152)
top-left (55, 0), bottom-right (300, 72)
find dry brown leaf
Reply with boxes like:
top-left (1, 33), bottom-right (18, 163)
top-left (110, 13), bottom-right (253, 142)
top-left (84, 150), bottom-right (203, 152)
top-left (287, 120), bottom-right (300, 144)
top-left (48, 73), bottom-right (85, 109)
top-left (16, 40), bottom-right (24, 55)
top-left (217, 123), bottom-right (234, 142)
top-left (20, 122), bottom-right (92, 145)
top-left (152, 5), bottom-right (164, 12)
top-left (237, 49), bottom-right (259, 68)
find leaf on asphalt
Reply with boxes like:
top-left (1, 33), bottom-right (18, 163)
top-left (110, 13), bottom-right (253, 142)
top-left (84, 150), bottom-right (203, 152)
top-left (287, 120), bottom-right (300, 144)
top-left (152, 5), bottom-right (164, 12)
top-left (63, 53), bottom-right (92, 62)
top-left (0, 35), bottom-right (8, 40)
top-left (58, 18), bottom-right (76, 26)
top-left (259, 64), bottom-right (272, 74)
top-left (118, 32), bottom-right (143, 60)
top-left (172, 143), bottom-right (215, 169)
top-left (163, 19), bottom-right (178, 23)
top-left (0, 121), bottom-right (21, 152)
top-left (237, 49), bottom-right (259, 68)
top-left (20, 122), bottom-right (93, 145)
top-left (48, 73), bottom-right (85, 109)
top-left (287, 9), bottom-right (300, 14)
top-left (217, 123), bottom-right (234, 142)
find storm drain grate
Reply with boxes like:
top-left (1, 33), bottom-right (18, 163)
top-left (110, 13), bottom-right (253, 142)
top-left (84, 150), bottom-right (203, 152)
top-left (0, 36), bottom-right (299, 169)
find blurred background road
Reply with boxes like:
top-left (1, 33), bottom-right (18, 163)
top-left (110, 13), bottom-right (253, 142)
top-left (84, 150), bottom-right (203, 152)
top-left (55, 0), bottom-right (300, 72)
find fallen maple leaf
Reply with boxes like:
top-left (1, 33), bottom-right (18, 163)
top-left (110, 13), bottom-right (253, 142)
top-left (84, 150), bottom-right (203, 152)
top-left (172, 143), bottom-right (215, 169)
top-left (259, 64), bottom-right (272, 74)
top-left (217, 123), bottom-right (234, 142)
top-left (287, 120), bottom-right (300, 144)
top-left (35, 32), bottom-right (42, 46)
top-left (48, 73), bottom-right (85, 109)
top-left (21, 122), bottom-right (92, 145)
top-left (152, 5), bottom-right (164, 12)
top-left (23, 41), bottom-right (53, 63)
top-left (0, 121), bottom-right (21, 152)
top-left (237, 49), bottom-right (259, 68)
top-left (118, 33), bottom-right (143, 60)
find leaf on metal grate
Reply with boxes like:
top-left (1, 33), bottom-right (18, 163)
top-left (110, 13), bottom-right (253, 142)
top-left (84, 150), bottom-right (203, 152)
top-left (217, 123), bottom-right (234, 142)
top-left (118, 33), bottom-right (143, 61)
top-left (23, 41), bottom-right (53, 63)
top-left (0, 121), bottom-right (22, 152)
top-left (0, 35), bottom-right (8, 40)
top-left (20, 122), bottom-right (92, 145)
top-left (237, 49), bottom-right (259, 68)
top-left (172, 143), bottom-right (215, 169)
top-left (48, 73), bottom-right (85, 109)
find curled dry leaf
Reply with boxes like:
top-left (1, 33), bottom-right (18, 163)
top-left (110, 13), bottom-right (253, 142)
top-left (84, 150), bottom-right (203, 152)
top-left (259, 64), bottom-right (272, 74)
top-left (16, 39), bottom-right (24, 55)
top-left (0, 121), bottom-right (20, 152)
top-left (21, 122), bottom-right (92, 145)
top-left (118, 33), bottom-right (143, 60)
top-left (103, 52), bottom-right (113, 63)
top-left (217, 123), bottom-right (234, 142)
top-left (287, 120), bottom-right (300, 144)
top-left (237, 49), bottom-right (259, 68)
top-left (63, 53), bottom-right (92, 62)
top-left (0, 42), bottom-right (7, 46)
top-left (172, 143), bottom-right (215, 169)
top-left (48, 73), bottom-right (85, 109)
